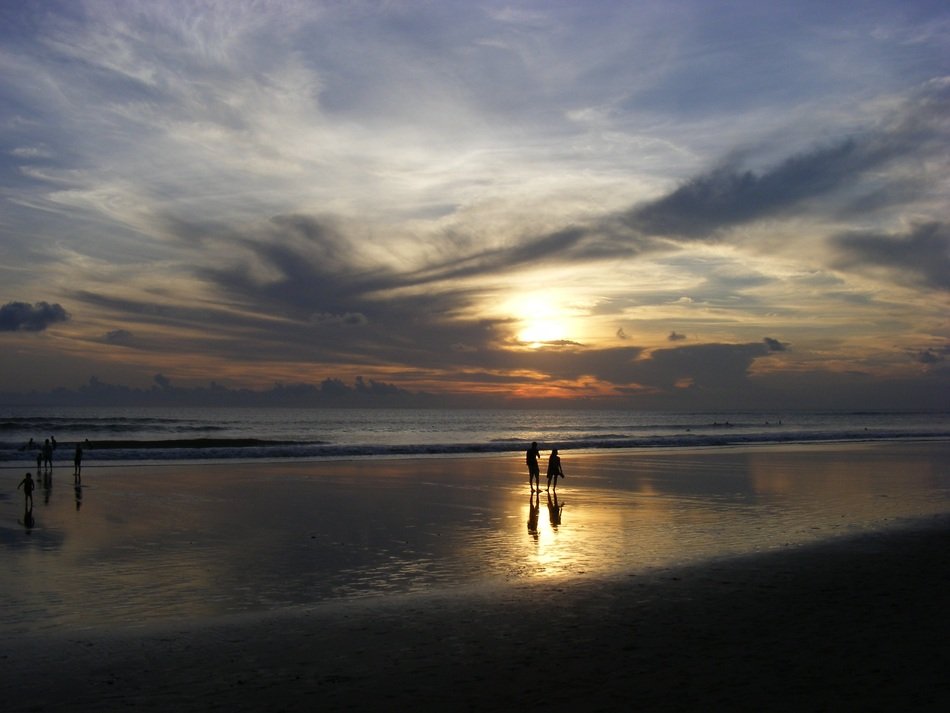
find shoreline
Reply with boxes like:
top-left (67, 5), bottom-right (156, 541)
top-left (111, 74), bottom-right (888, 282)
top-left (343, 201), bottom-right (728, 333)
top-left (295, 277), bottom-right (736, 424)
top-left (4, 519), bottom-right (948, 711)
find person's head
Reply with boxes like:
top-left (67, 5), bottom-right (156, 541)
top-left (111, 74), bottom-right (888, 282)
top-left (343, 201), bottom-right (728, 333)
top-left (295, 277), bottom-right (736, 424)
top-left (551, 448), bottom-right (558, 456)
top-left (531, 441), bottom-right (537, 448)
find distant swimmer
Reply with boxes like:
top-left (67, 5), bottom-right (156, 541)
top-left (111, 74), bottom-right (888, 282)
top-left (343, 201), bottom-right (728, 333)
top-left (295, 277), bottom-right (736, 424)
top-left (526, 441), bottom-right (542, 491)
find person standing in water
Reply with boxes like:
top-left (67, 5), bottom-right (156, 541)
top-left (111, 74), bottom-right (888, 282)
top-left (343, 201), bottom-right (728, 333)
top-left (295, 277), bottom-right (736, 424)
top-left (42, 439), bottom-right (53, 471)
top-left (546, 448), bottom-right (564, 492)
top-left (73, 443), bottom-right (83, 482)
top-left (526, 441), bottom-right (542, 492)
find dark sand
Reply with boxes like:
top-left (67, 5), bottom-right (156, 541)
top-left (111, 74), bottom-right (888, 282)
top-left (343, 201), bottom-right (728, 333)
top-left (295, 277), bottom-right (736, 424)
top-left (2, 445), bottom-right (948, 711)
top-left (3, 523), bottom-right (948, 712)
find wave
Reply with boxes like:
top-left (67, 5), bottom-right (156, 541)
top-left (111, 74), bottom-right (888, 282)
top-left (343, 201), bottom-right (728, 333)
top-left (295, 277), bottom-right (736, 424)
top-left (2, 427), bottom-right (948, 464)
top-left (0, 417), bottom-right (231, 436)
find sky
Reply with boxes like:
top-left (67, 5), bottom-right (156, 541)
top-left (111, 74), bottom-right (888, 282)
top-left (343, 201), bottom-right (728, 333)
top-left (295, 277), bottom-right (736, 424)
top-left (0, 0), bottom-right (948, 410)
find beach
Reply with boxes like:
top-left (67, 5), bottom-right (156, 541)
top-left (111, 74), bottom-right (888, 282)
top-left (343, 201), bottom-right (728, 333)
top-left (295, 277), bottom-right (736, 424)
top-left (2, 442), bottom-right (948, 711)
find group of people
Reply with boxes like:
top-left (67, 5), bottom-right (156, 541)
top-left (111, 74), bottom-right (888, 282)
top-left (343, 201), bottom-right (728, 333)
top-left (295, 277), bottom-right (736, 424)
top-left (17, 436), bottom-right (85, 514)
top-left (525, 441), bottom-right (564, 493)
top-left (27, 437), bottom-right (83, 479)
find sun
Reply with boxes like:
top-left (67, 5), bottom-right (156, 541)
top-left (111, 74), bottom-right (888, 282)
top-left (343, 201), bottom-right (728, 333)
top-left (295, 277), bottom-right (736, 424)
top-left (519, 317), bottom-right (567, 346)
top-left (510, 297), bottom-right (569, 347)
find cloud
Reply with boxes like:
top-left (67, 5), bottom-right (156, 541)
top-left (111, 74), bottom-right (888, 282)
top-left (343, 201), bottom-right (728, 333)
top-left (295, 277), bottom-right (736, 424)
top-left (153, 373), bottom-right (172, 389)
top-left (103, 329), bottom-right (134, 343)
top-left (913, 345), bottom-right (949, 365)
top-left (310, 312), bottom-right (368, 327)
top-left (0, 301), bottom-right (69, 332)
top-left (623, 341), bottom-right (775, 392)
top-left (621, 84), bottom-right (948, 240)
top-left (1, 3), bottom-right (947, 408)
top-left (831, 222), bottom-right (950, 290)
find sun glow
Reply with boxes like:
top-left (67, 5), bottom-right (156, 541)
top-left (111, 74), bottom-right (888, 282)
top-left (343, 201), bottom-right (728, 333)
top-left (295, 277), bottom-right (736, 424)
top-left (509, 296), bottom-right (570, 347)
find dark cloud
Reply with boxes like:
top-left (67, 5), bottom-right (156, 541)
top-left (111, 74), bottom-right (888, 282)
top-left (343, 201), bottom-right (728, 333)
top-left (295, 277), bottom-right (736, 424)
top-left (153, 373), bottom-right (172, 389)
top-left (831, 222), bottom-right (950, 291)
top-left (763, 337), bottom-right (788, 352)
top-left (104, 329), bottom-right (133, 343)
top-left (0, 301), bottom-right (69, 332)
top-left (625, 140), bottom-right (862, 238)
top-left (310, 312), bottom-right (369, 327)
top-left (396, 219), bottom-right (669, 290)
top-left (64, 217), bottom-right (516, 372)
top-left (622, 341), bottom-right (774, 391)
top-left (467, 340), bottom-right (779, 396)
top-left (0, 374), bottom-right (432, 408)
top-left (913, 345), bottom-right (949, 365)
top-left (622, 85), bottom-right (948, 240)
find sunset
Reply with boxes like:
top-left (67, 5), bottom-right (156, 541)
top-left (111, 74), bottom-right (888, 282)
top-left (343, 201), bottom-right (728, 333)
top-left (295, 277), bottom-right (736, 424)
top-left (1, 0), bottom-right (946, 409)
top-left (2, 4), bottom-right (949, 712)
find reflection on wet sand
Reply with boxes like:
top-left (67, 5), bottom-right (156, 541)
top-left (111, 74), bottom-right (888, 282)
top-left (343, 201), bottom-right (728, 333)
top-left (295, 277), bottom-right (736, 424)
top-left (527, 492), bottom-right (539, 540)
top-left (1, 443), bottom-right (947, 634)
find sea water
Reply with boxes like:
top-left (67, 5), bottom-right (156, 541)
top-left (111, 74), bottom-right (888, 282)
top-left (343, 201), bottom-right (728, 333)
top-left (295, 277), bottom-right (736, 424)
top-left (1, 406), bottom-right (948, 464)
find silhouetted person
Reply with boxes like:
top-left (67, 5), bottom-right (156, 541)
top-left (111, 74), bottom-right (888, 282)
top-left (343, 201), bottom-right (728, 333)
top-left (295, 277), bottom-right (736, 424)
top-left (547, 491), bottom-right (563, 528)
top-left (546, 448), bottom-right (563, 492)
top-left (18, 472), bottom-right (35, 510)
top-left (42, 439), bottom-right (53, 471)
top-left (527, 491), bottom-right (540, 539)
top-left (526, 442), bottom-right (541, 491)
top-left (73, 444), bottom-right (83, 481)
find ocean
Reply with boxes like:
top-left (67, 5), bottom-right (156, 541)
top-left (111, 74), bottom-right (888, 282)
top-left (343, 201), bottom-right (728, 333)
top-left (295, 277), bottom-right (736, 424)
top-left (1, 406), bottom-right (948, 465)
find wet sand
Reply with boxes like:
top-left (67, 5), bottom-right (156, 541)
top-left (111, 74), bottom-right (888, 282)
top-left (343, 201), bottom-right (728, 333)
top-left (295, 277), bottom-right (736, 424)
top-left (1, 443), bottom-right (949, 711)
top-left (3, 523), bottom-right (948, 712)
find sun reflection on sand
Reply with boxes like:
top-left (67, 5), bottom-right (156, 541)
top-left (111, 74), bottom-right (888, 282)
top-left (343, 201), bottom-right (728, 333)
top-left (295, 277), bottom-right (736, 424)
top-left (1, 443), bottom-right (947, 634)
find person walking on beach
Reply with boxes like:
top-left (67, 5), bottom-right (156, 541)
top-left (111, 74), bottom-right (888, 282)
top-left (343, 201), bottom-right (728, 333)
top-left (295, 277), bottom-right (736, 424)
top-left (526, 441), bottom-right (542, 491)
top-left (73, 443), bottom-right (83, 482)
top-left (546, 448), bottom-right (564, 492)
top-left (17, 472), bottom-right (35, 510)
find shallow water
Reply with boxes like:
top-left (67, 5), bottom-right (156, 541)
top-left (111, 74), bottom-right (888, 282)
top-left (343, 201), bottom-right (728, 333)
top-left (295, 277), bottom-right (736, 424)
top-left (0, 442), bottom-right (947, 634)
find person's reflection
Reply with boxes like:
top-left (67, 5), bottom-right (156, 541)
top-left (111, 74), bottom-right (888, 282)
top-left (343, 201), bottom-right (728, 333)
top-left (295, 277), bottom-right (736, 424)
top-left (22, 507), bottom-right (35, 531)
top-left (43, 469), bottom-right (53, 505)
top-left (527, 491), bottom-right (539, 540)
top-left (74, 484), bottom-right (83, 511)
top-left (547, 492), bottom-right (563, 529)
